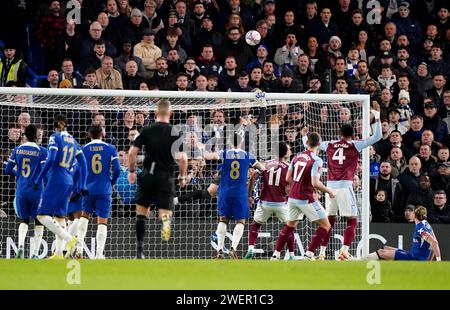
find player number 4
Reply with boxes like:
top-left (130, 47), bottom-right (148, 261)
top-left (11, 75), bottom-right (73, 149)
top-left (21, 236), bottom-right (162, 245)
top-left (332, 148), bottom-right (346, 165)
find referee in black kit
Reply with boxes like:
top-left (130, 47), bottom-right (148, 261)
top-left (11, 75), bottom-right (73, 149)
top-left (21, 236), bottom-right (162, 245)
top-left (128, 99), bottom-right (188, 259)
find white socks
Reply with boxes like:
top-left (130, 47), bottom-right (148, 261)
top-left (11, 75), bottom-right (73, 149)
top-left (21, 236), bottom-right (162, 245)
top-left (77, 217), bottom-right (89, 254)
top-left (55, 218), bottom-right (67, 256)
top-left (362, 252), bottom-right (379, 260)
top-left (320, 246), bottom-right (327, 256)
top-left (18, 223), bottom-right (28, 249)
top-left (33, 225), bottom-right (44, 256)
top-left (37, 215), bottom-right (73, 253)
top-left (216, 222), bottom-right (227, 251)
top-left (340, 245), bottom-right (350, 254)
top-left (68, 218), bottom-right (79, 237)
top-left (96, 224), bottom-right (107, 258)
top-left (232, 223), bottom-right (245, 251)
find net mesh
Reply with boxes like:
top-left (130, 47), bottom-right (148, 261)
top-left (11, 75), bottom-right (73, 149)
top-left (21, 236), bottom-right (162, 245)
top-left (0, 90), bottom-right (367, 259)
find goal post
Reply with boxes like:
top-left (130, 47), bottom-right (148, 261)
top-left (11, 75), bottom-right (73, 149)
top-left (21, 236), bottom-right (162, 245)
top-left (0, 87), bottom-right (371, 259)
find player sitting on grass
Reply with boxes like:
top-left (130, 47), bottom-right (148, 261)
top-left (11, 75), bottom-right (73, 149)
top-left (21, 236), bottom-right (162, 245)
top-left (244, 142), bottom-right (294, 259)
top-left (272, 132), bottom-right (336, 260)
top-left (35, 115), bottom-right (88, 259)
top-left (362, 206), bottom-right (441, 261)
top-left (203, 131), bottom-right (265, 259)
top-left (76, 124), bottom-right (121, 259)
top-left (5, 124), bottom-right (47, 259)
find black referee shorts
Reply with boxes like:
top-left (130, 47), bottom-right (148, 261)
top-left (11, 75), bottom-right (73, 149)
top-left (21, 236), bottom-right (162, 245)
top-left (135, 169), bottom-right (175, 211)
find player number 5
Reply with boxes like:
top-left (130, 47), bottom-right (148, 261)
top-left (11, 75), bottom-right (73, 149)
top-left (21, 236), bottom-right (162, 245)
top-left (21, 158), bottom-right (31, 178)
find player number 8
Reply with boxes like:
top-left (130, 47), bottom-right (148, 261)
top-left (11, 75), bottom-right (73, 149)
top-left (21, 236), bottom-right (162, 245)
top-left (230, 160), bottom-right (240, 180)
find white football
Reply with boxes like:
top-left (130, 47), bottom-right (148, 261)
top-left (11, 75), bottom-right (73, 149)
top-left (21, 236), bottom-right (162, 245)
top-left (245, 30), bottom-right (261, 46)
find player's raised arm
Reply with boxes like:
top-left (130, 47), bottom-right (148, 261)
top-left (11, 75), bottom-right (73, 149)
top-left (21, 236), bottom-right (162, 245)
top-left (421, 231), bottom-right (442, 261)
top-left (127, 145), bottom-right (140, 184)
top-left (5, 148), bottom-right (17, 176)
top-left (202, 150), bottom-right (220, 161)
top-left (354, 110), bottom-right (382, 152)
top-left (301, 127), bottom-right (330, 151)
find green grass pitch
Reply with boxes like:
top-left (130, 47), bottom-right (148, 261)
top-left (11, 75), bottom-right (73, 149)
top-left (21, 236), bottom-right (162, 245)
top-left (1, 260), bottom-right (449, 290)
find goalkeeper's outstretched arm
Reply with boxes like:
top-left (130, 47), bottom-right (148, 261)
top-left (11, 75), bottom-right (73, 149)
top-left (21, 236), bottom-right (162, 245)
top-left (354, 110), bottom-right (382, 151)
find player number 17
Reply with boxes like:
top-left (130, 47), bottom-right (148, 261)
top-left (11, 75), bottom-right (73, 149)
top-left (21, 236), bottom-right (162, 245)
top-left (293, 161), bottom-right (307, 182)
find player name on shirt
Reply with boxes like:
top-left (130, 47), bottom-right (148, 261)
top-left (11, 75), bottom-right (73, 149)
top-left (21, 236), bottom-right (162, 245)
top-left (89, 145), bottom-right (104, 152)
top-left (16, 149), bottom-right (40, 156)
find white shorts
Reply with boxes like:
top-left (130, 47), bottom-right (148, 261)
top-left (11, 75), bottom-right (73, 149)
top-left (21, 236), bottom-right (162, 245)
top-left (253, 202), bottom-right (288, 224)
top-left (325, 187), bottom-right (358, 217)
top-left (287, 198), bottom-right (327, 222)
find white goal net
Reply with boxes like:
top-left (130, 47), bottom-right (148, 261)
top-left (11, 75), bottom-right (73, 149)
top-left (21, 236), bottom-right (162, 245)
top-left (0, 88), bottom-right (370, 259)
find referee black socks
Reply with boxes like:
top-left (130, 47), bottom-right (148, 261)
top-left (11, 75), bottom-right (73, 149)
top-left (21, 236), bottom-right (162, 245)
top-left (136, 215), bottom-right (146, 252)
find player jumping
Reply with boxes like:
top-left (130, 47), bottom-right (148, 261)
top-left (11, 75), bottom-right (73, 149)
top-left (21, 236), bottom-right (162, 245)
top-left (244, 142), bottom-right (294, 259)
top-left (272, 132), bottom-right (336, 260)
top-left (302, 110), bottom-right (381, 260)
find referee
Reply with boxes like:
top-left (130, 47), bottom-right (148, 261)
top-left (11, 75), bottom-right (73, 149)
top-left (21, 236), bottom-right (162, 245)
top-left (128, 99), bottom-right (188, 259)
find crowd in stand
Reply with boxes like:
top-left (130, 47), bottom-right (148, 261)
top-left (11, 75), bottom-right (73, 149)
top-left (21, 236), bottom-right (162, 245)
top-left (0, 0), bottom-right (449, 222)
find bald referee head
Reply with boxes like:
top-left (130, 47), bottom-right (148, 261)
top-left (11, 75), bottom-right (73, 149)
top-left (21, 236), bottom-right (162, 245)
top-left (156, 99), bottom-right (172, 121)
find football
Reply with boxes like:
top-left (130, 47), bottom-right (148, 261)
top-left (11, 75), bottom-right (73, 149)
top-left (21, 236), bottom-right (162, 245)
top-left (245, 30), bottom-right (261, 46)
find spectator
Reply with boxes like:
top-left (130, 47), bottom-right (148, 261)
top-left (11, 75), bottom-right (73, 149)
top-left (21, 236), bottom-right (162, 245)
top-left (427, 44), bottom-right (450, 79)
top-left (36, 0), bottom-right (65, 71)
top-left (417, 144), bottom-right (438, 177)
top-left (294, 54), bottom-right (313, 91)
top-left (112, 109), bottom-right (136, 150)
top-left (219, 26), bottom-right (254, 73)
top-left (40, 70), bottom-right (59, 88)
top-left (387, 146), bottom-right (408, 178)
top-left (439, 89), bottom-right (450, 120)
top-left (395, 74), bottom-right (423, 114)
top-left (403, 115), bottom-right (425, 150)
top-left (377, 64), bottom-right (397, 93)
top-left (261, 60), bottom-right (278, 88)
top-left (134, 28), bottom-right (162, 76)
top-left (393, 2), bottom-right (423, 48)
top-left (246, 44), bottom-right (270, 74)
top-left (58, 58), bottom-right (84, 88)
top-left (352, 60), bottom-right (372, 92)
top-left (254, 19), bottom-right (276, 61)
top-left (118, 0), bottom-right (133, 18)
top-left (229, 71), bottom-right (252, 92)
top-left (371, 189), bottom-right (394, 223)
top-left (310, 7), bottom-right (339, 49)
top-left (55, 19), bottom-right (82, 69)
top-left (142, 0), bottom-right (164, 33)
top-left (193, 74), bottom-right (208, 92)
top-left (272, 68), bottom-right (302, 93)
top-left (402, 204), bottom-right (416, 223)
top-left (398, 156), bottom-right (422, 201)
top-left (106, 0), bottom-right (127, 30)
top-left (437, 148), bottom-right (450, 163)
top-left (114, 40), bottom-right (146, 77)
top-left (0, 43), bottom-right (27, 87)
top-left (122, 8), bottom-right (147, 46)
top-left (80, 21), bottom-right (117, 60)
top-left (197, 44), bottom-right (223, 78)
top-left (397, 89), bottom-right (413, 129)
top-left (115, 150), bottom-right (140, 216)
top-left (406, 175), bottom-right (434, 209)
top-left (415, 62), bottom-right (433, 94)
top-left (175, 72), bottom-right (190, 91)
top-left (378, 88), bottom-right (396, 121)
top-left (98, 12), bottom-right (123, 55)
top-left (122, 60), bottom-right (144, 90)
top-left (413, 129), bottom-right (443, 155)
top-left (95, 56), bottom-right (123, 89)
top-left (425, 73), bottom-right (447, 109)
top-left (274, 33), bottom-right (303, 71)
top-left (181, 57), bottom-right (200, 88)
top-left (423, 101), bottom-right (447, 142)
top-left (193, 14), bottom-right (223, 57)
top-left (161, 28), bottom-right (188, 64)
top-left (428, 190), bottom-right (450, 224)
top-left (81, 39), bottom-right (106, 73)
top-left (157, 9), bottom-right (192, 53)
top-left (82, 68), bottom-right (100, 89)
top-left (388, 109), bottom-right (408, 135)
top-left (149, 57), bottom-right (176, 90)
top-left (431, 162), bottom-right (450, 194)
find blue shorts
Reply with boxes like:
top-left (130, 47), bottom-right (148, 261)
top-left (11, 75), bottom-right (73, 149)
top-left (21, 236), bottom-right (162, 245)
top-left (37, 184), bottom-right (72, 217)
top-left (67, 197), bottom-right (83, 215)
top-left (218, 196), bottom-right (249, 220)
top-left (15, 193), bottom-right (41, 220)
top-left (82, 194), bottom-right (112, 219)
top-left (394, 249), bottom-right (427, 261)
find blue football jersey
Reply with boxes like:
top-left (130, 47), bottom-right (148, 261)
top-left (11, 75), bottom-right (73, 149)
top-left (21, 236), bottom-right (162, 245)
top-left (411, 220), bottom-right (434, 259)
top-left (7, 142), bottom-right (47, 194)
top-left (218, 149), bottom-right (257, 198)
top-left (82, 139), bottom-right (120, 195)
top-left (47, 131), bottom-right (82, 185)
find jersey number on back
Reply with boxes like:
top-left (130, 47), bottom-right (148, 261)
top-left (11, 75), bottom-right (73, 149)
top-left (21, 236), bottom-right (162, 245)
top-left (332, 148), bottom-right (346, 165)
top-left (21, 158), bottom-right (31, 178)
top-left (60, 146), bottom-right (75, 168)
top-left (92, 154), bottom-right (102, 174)
top-left (293, 161), bottom-right (307, 182)
top-left (268, 167), bottom-right (282, 186)
top-left (230, 160), bottom-right (240, 180)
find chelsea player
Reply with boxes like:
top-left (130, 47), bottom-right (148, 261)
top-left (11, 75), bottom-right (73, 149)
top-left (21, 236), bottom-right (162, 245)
top-left (35, 115), bottom-right (88, 259)
top-left (5, 124), bottom-right (47, 259)
top-left (362, 206), bottom-right (441, 261)
top-left (203, 131), bottom-right (265, 259)
top-left (76, 124), bottom-right (121, 259)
